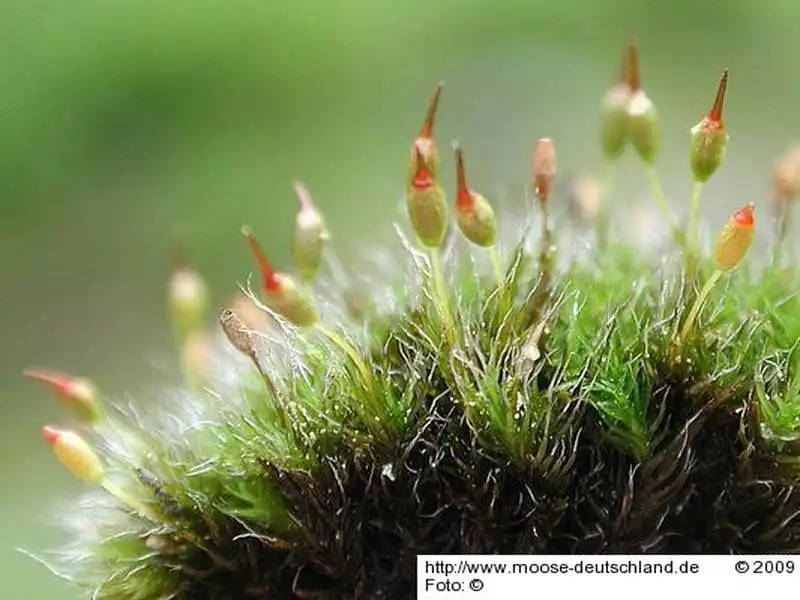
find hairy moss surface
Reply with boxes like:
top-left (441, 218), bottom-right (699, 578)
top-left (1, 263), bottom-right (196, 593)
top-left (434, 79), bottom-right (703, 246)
top-left (26, 46), bottom-right (800, 600)
top-left (32, 220), bottom-right (800, 599)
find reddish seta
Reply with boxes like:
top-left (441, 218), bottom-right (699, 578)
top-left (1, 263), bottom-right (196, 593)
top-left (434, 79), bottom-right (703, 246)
top-left (625, 34), bottom-right (641, 92)
top-left (242, 227), bottom-right (281, 294)
top-left (418, 82), bottom-right (443, 141)
top-left (455, 146), bottom-right (473, 210)
top-left (704, 69), bottom-right (729, 132)
top-left (25, 369), bottom-right (77, 397)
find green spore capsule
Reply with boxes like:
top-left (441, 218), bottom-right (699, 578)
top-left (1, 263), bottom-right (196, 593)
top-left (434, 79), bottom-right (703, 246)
top-left (690, 70), bottom-right (730, 183)
top-left (291, 181), bottom-right (329, 282)
top-left (453, 141), bottom-right (497, 248)
top-left (623, 37), bottom-right (660, 165)
top-left (407, 146), bottom-right (448, 248)
top-left (242, 226), bottom-right (319, 327)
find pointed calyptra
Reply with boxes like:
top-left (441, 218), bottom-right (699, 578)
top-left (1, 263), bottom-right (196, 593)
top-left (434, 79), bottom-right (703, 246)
top-left (624, 37), bottom-right (660, 165)
top-left (42, 426), bottom-right (104, 484)
top-left (24, 369), bottom-right (102, 424)
top-left (452, 141), bottom-right (498, 248)
top-left (690, 70), bottom-right (730, 183)
top-left (292, 181), bottom-right (329, 282)
top-left (532, 138), bottom-right (557, 201)
top-left (406, 146), bottom-right (448, 248)
top-left (601, 42), bottom-right (634, 160)
top-left (714, 203), bottom-right (755, 271)
top-left (242, 226), bottom-right (319, 327)
top-left (407, 82), bottom-right (444, 186)
top-left (168, 245), bottom-right (209, 339)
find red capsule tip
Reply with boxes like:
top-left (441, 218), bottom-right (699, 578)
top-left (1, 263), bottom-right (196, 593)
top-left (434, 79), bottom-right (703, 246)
top-left (626, 35), bottom-right (640, 91)
top-left (708, 69), bottom-right (729, 125)
top-left (734, 203), bottom-right (755, 228)
top-left (411, 146), bottom-right (433, 190)
top-left (241, 226), bottom-right (280, 293)
top-left (292, 180), bottom-right (315, 212)
top-left (24, 368), bottom-right (72, 395)
top-left (453, 141), bottom-right (472, 208)
top-left (420, 81), bottom-right (444, 139)
top-left (42, 425), bottom-right (61, 445)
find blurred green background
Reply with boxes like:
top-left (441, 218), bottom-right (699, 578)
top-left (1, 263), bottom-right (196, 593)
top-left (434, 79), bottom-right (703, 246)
top-left (2, 0), bottom-right (800, 596)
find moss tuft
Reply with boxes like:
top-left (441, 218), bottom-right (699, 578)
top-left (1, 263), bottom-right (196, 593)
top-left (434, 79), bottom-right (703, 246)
top-left (25, 40), bottom-right (800, 600)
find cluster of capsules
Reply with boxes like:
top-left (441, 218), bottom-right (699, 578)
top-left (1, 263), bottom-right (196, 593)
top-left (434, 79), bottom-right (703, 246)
top-left (27, 36), bottom-right (769, 490)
